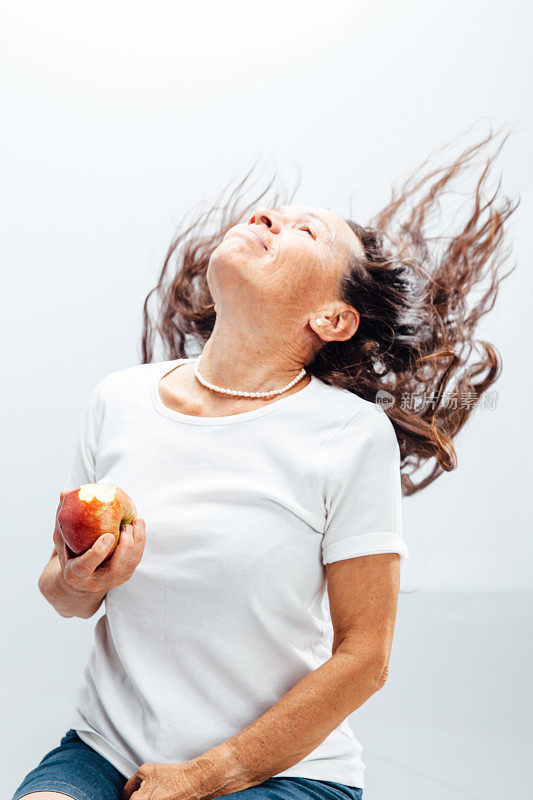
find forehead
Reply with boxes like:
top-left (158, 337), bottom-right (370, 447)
top-left (278, 204), bottom-right (361, 255)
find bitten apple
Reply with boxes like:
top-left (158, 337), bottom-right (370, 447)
top-left (58, 482), bottom-right (137, 558)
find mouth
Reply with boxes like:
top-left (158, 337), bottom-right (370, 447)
top-left (250, 229), bottom-right (268, 251)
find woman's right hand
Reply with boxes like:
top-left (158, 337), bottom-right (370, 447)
top-left (52, 489), bottom-right (146, 595)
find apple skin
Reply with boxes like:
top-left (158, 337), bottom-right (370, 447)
top-left (58, 482), bottom-right (137, 558)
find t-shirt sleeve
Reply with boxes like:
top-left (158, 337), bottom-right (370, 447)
top-left (321, 407), bottom-right (410, 567)
top-left (62, 378), bottom-right (106, 491)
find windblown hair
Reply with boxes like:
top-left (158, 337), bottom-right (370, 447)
top-left (140, 128), bottom-right (519, 495)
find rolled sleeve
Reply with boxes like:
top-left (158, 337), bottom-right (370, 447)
top-left (321, 406), bottom-right (410, 568)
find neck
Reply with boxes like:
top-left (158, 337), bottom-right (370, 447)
top-left (198, 317), bottom-right (308, 394)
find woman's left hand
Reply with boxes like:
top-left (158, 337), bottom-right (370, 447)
top-left (123, 761), bottom-right (211, 800)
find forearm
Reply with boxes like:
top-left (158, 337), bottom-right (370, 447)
top-left (186, 648), bottom-right (385, 798)
top-left (38, 553), bottom-right (106, 619)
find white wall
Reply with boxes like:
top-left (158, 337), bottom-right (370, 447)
top-left (1, 0), bottom-right (531, 619)
top-left (2, 1), bottom-right (532, 795)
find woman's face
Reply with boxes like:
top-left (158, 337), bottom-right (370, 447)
top-left (208, 204), bottom-right (364, 332)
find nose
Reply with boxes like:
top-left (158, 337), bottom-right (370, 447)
top-left (249, 207), bottom-right (282, 234)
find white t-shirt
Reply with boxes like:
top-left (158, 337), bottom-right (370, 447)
top-left (62, 356), bottom-right (410, 790)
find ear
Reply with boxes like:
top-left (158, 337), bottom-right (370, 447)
top-left (311, 306), bottom-right (359, 342)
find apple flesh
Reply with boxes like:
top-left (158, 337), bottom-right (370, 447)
top-left (58, 482), bottom-right (137, 558)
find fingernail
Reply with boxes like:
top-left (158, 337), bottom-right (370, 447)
top-left (102, 534), bottom-right (114, 547)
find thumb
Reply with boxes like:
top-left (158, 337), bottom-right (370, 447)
top-left (65, 533), bottom-right (115, 580)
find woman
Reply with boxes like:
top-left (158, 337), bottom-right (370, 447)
top-left (12, 129), bottom-right (517, 800)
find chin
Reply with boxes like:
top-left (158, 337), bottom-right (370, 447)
top-left (208, 246), bottom-right (260, 287)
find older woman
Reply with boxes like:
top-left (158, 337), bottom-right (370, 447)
top-left (11, 132), bottom-right (516, 800)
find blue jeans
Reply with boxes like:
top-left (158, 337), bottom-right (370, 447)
top-left (11, 730), bottom-right (363, 800)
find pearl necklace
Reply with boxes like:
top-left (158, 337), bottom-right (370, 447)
top-left (193, 357), bottom-right (307, 398)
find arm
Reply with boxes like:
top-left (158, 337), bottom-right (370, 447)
top-left (199, 552), bottom-right (400, 791)
top-left (38, 547), bottom-right (108, 619)
top-left (124, 552), bottom-right (400, 800)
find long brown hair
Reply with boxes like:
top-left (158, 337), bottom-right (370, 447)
top-left (140, 127), bottom-right (519, 495)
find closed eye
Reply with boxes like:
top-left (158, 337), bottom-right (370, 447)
top-left (300, 226), bottom-right (315, 238)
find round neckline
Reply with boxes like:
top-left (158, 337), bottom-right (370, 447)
top-left (151, 357), bottom-right (318, 425)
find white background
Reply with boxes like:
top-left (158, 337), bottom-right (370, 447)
top-left (2, 2), bottom-right (531, 798)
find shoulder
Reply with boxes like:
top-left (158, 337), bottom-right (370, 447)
top-left (89, 360), bottom-right (170, 401)
top-left (312, 377), bottom-right (398, 449)
top-left (100, 359), bottom-right (174, 387)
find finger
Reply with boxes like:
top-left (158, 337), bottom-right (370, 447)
top-left (103, 524), bottom-right (136, 577)
top-left (120, 519), bottom-right (146, 575)
top-left (54, 491), bottom-right (68, 546)
top-left (65, 542), bottom-right (77, 560)
top-left (123, 772), bottom-right (143, 799)
top-left (64, 533), bottom-right (116, 582)
top-left (130, 518), bottom-right (146, 565)
top-left (52, 523), bottom-right (62, 551)
top-left (52, 525), bottom-right (67, 571)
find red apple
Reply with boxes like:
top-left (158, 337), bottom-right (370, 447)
top-left (58, 482), bottom-right (137, 558)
